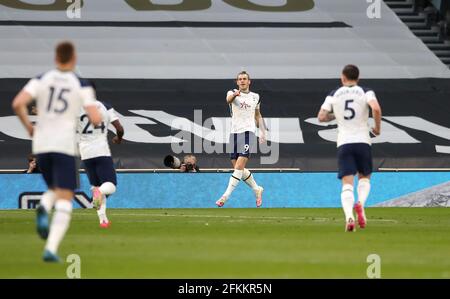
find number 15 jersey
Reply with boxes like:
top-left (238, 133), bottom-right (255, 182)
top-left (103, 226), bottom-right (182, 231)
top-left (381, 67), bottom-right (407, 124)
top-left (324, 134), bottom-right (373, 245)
top-left (320, 85), bottom-right (378, 147)
top-left (23, 69), bottom-right (97, 156)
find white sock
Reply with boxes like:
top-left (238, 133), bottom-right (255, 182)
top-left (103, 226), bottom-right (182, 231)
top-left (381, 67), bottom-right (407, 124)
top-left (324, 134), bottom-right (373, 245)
top-left (40, 190), bottom-right (56, 213)
top-left (97, 196), bottom-right (108, 223)
top-left (242, 168), bottom-right (259, 193)
top-left (222, 169), bottom-right (243, 199)
top-left (45, 200), bottom-right (72, 254)
top-left (341, 184), bottom-right (355, 222)
top-left (357, 178), bottom-right (371, 207)
top-left (99, 182), bottom-right (116, 196)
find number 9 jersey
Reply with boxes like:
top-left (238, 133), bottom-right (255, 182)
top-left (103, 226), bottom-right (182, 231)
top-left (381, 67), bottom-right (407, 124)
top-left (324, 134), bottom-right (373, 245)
top-left (77, 101), bottom-right (119, 160)
top-left (23, 70), bottom-right (97, 156)
top-left (320, 85), bottom-right (379, 147)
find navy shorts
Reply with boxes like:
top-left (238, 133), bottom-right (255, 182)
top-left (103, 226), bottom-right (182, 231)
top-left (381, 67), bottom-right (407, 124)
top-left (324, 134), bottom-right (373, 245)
top-left (36, 153), bottom-right (79, 191)
top-left (337, 143), bottom-right (373, 179)
top-left (229, 131), bottom-right (257, 160)
top-left (82, 156), bottom-right (117, 187)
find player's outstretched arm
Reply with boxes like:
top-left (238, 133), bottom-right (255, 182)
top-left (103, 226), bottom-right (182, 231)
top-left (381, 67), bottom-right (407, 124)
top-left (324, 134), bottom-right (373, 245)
top-left (111, 120), bottom-right (124, 144)
top-left (226, 89), bottom-right (240, 104)
top-left (368, 100), bottom-right (382, 135)
top-left (12, 90), bottom-right (34, 137)
top-left (317, 109), bottom-right (335, 123)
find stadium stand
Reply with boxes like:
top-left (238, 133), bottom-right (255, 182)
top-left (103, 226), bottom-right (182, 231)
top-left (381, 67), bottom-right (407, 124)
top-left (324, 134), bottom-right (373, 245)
top-left (0, 0), bottom-right (449, 170)
top-left (385, 0), bottom-right (450, 67)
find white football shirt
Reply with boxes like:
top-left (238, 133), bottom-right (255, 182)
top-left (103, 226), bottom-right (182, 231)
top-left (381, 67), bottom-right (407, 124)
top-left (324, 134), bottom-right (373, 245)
top-left (227, 90), bottom-right (260, 134)
top-left (23, 69), bottom-right (97, 156)
top-left (77, 101), bottom-right (119, 160)
top-left (321, 85), bottom-right (378, 147)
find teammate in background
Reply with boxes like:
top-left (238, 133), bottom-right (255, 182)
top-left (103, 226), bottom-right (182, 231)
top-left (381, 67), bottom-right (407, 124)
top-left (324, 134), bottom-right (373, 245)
top-left (317, 64), bottom-right (382, 232)
top-left (12, 41), bottom-right (102, 262)
top-left (216, 71), bottom-right (266, 208)
top-left (78, 82), bottom-right (124, 228)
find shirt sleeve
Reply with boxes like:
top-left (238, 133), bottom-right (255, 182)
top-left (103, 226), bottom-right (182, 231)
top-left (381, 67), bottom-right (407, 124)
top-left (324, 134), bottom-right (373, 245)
top-left (256, 94), bottom-right (261, 110)
top-left (365, 90), bottom-right (378, 103)
top-left (23, 78), bottom-right (41, 98)
top-left (320, 96), bottom-right (334, 112)
top-left (79, 86), bottom-right (97, 107)
top-left (107, 108), bottom-right (119, 123)
top-left (226, 90), bottom-right (234, 100)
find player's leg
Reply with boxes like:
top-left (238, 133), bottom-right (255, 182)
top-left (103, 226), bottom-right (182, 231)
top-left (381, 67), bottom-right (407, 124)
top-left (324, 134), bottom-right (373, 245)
top-left (217, 156), bottom-right (248, 207)
top-left (35, 154), bottom-right (55, 239)
top-left (242, 169), bottom-right (260, 192)
top-left (217, 132), bottom-right (250, 207)
top-left (83, 157), bottom-right (111, 226)
top-left (337, 144), bottom-right (357, 232)
top-left (354, 174), bottom-right (370, 229)
top-left (231, 159), bottom-right (236, 168)
top-left (341, 175), bottom-right (356, 232)
top-left (95, 156), bottom-right (117, 228)
top-left (240, 132), bottom-right (263, 207)
top-left (217, 134), bottom-right (238, 206)
top-left (43, 153), bottom-right (78, 262)
top-left (83, 158), bottom-right (102, 210)
top-left (354, 143), bottom-right (373, 228)
top-left (43, 188), bottom-right (73, 262)
top-left (231, 159), bottom-right (261, 192)
top-left (40, 189), bottom-right (57, 212)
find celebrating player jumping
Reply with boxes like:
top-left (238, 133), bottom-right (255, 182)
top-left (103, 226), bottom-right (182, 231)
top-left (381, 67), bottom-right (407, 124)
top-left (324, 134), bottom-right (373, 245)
top-left (216, 71), bottom-right (266, 208)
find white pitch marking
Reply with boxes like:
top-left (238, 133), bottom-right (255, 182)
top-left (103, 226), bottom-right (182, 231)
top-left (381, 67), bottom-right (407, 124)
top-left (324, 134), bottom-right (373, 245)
top-left (73, 211), bottom-right (399, 223)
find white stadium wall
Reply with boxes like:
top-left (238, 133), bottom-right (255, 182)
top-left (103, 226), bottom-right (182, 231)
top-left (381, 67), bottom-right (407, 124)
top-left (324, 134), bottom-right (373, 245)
top-left (0, 0), bottom-right (449, 79)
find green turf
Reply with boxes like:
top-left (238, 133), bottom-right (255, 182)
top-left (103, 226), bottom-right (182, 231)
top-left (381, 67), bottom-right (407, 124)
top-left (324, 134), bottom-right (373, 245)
top-left (0, 208), bottom-right (449, 278)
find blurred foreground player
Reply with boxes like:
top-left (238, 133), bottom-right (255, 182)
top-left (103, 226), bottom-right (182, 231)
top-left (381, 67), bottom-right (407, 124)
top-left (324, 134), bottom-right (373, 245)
top-left (12, 41), bottom-right (101, 261)
top-left (77, 84), bottom-right (124, 228)
top-left (216, 71), bottom-right (266, 208)
top-left (317, 64), bottom-right (382, 232)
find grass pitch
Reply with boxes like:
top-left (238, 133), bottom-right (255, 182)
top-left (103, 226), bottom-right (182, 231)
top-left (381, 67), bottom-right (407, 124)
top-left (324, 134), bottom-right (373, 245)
top-left (0, 208), bottom-right (449, 278)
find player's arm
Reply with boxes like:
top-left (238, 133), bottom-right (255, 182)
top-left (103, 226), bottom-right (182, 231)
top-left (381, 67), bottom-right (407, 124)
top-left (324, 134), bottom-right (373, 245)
top-left (84, 104), bottom-right (102, 126)
top-left (111, 119), bottom-right (124, 144)
top-left (12, 90), bottom-right (34, 137)
top-left (317, 109), bottom-right (335, 122)
top-left (80, 84), bottom-right (102, 126)
top-left (255, 108), bottom-right (267, 143)
top-left (368, 99), bottom-right (382, 136)
top-left (318, 95), bottom-right (335, 123)
top-left (226, 89), bottom-right (240, 104)
top-left (107, 107), bottom-right (124, 144)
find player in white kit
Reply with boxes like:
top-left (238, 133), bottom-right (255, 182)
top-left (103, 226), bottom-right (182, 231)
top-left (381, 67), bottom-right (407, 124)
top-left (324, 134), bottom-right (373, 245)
top-left (77, 83), bottom-right (124, 228)
top-left (318, 65), bottom-right (382, 232)
top-left (12, 41), bottom-right (102, 261)
top-left (216, 71), bottom-right (266, 208)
